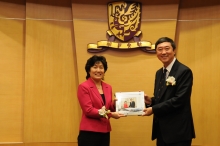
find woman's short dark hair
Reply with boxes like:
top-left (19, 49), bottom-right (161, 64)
top-left (155, 37), bottom-right (176, 50)
top-left (85, 55), bottom-right (108, 79)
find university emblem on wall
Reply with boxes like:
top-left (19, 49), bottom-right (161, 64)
top-left (87, 1), bottom-right (155, 53)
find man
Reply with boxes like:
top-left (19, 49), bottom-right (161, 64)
top-left (129, 98), bottom-right (135, 108)
top-left (143, 37), bottom-right (195, 146)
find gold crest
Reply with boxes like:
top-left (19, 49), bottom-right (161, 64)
top-left (108, 1), bottom-right (141, 42)
top-left (87, 1), bottom-right (155, 53)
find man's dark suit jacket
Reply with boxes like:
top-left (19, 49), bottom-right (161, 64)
top-left (129, 101), bottom-right (135, 108)
top-left (150, 59), bottom-right (195, 144)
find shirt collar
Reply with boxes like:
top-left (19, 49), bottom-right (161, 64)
top-left (163, 57), bottom-right (176, 74)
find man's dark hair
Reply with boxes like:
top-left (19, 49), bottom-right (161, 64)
top-left (155, 37), bottom-right (176, 50)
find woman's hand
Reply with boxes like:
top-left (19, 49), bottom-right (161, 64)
top-left (111, 112), bottom-right (126, 119)
top-left (113, 98), bottom-right (117, 107)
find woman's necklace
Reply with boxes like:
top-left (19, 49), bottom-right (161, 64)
top-left (96, 85), bottom-right (102, 89)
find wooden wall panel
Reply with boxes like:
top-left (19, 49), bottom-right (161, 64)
top-left (176, 2), bottom-right (220, 145)
top-left (72, 3), bottom-right (107, 19)
top-left (141, 21), bottom-right (177, 44)
top-left (176, 20), bottom-right (220, 146)
top-left (2, 0), bottom-right (220, 146)
top-left (24, 0), bottom-right (80, 143)
top-left (28, 143), bottom-right (77, 146)
top-left (0, 19), bottom-right (24, 142)
top-left (72, 1), bottom-right (178, 146)
top-left (0, 0), bottom-right (25, 18)
top-left (25, 143), bottom-right (77, 146)
top-left (71, 0), bottom-right (178, 5)
top-left (0, 0), bottom-right (25, 143)
top-left (142, 3), bottom-right (179, 19)
top-left (0, 143), bottom-right (23, 146)
top-left (178, 0), bottom-right (220, 20)
top-left (72, 1), bottom-right (179, 20)
top-left (24, 19), bottom-right (78, 142)
top-left (26, 0), bottom-right (72, 20)
top-left (0, 143), bottom-right (77, 146)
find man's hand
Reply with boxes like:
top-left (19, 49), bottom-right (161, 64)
top-left (144, 94), bottom-right (152, 105)
top-left (142, 107), bottom-right (153, 116)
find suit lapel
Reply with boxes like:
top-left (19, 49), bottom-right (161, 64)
top-left (157, 60), bottom-right (179, 102)
top-left (155, 68), bottom-right (163, 99)
top-left (158, 76), bottom-right (168, 102)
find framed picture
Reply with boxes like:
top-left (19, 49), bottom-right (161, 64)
top-left (115, 91), bottom-right (145, 116)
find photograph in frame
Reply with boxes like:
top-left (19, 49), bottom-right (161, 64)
top-left (115, 91), bottom-right (145, 116)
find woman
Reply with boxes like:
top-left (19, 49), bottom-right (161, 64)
top-left (77, 55), bottom-right (124, 146)
top-left (124, 101), bottom-right (128, 108)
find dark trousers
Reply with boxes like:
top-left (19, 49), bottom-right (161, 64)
top-left (156, 125), bottom-right (192, 146)
top-left (78, 130), bottom-right (110, 146)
